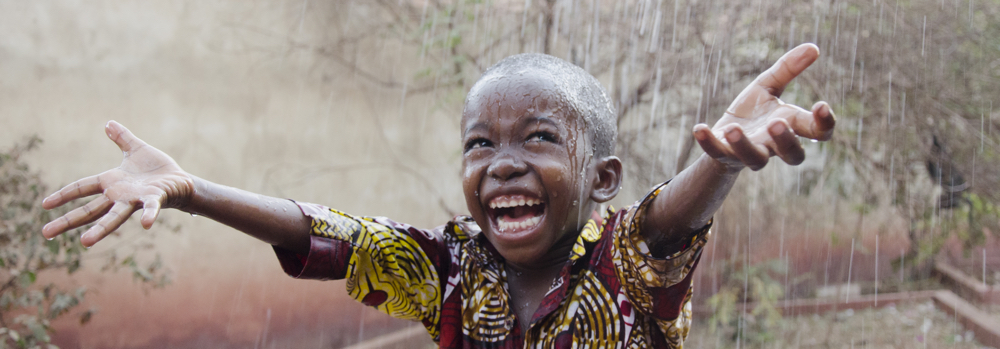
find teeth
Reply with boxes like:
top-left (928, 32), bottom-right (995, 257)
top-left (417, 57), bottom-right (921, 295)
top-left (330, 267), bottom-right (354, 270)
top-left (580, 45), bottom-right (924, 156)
top-left (488, 196), bottom-right (542, 209)
top-left (496, 216), bottom-right (542, 231)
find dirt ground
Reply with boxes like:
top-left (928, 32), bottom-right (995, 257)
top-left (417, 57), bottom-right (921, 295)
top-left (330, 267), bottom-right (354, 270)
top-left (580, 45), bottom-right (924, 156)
top-left (687, 302), bottom-right (992, 349)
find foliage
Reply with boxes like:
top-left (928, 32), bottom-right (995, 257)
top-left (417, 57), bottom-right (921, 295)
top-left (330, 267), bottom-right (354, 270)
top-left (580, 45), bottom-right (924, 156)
top-left (287, 0), bottom-right (999, 227)
top-left (706, 258), bottom-right (786, 346)
top-left (265, 0), bottom-right (999, 294)
top-left (0, 137), bottom-right (171, 348)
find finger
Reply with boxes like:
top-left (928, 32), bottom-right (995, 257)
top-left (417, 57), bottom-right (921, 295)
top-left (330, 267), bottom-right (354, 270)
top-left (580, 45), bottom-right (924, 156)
top-left (787, 102), bottom-right (836, 141)
top-left (725, 125), bottom-right (770, 171)
top-left (754, 43), bottom-right (820, 97)
top-left (42, 196), bottom-right (114, 239)
top-left (105, 120), bottom-right (147, 154)
top-left (811, 101), bottom-right (836, 140)
top-left (81, 201), bottom-right (136, 247)
top-left (693, 124), bottom-right (733, 160)
top-left (42, 174), bottom-right (103, 210)
top-left (139, 195), bottom-right (163, 230)
top-left (767, 119), bottom-right (806, 165)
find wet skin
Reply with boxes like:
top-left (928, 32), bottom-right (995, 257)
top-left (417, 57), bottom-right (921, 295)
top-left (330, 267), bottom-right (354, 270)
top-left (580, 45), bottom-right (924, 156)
top-left (461, 72), bottom-right (623, 328)
top-left (461, 72), bottom-right (622, 271)
top-left (41, 43), bottom-right (835, 336)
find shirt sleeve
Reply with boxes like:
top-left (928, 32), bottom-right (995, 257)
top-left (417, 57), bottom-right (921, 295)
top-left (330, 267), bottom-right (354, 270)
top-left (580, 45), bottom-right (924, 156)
top-left (271, 201), bottom-right (450, 340)
top-left (611, 180), bottom-right (711, 323)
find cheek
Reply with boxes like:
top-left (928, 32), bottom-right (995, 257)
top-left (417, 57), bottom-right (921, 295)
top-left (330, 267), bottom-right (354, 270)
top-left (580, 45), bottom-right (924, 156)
top-left (461, 167), bottom-right (477, 193)
top-left (461, 160), bottom-right (486, 200)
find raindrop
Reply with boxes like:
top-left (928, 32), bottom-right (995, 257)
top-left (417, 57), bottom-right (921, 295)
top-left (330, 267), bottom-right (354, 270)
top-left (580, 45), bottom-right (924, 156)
top-left (921, 317), bottom-right (932, 349)
top-left (891, 0), bottom-right (900, 37)
top-left (921, 16), bottom-right (927, 57)
top-left (901, 92), bottom-right (906, 125)
top-left (846, 237), bottom-right (855, 303)
top-left (900, 248), bottom-right (905, 283)
top-left (856, 118), bottom-right (863, 150)
top-left (970, 0), bottom-right (975, 27)
top-left (783, 250), bottom-right (789, 306)
top-left (521, 0), bottom-right (529, 38)
top-left (875, 234), bottom-right (879, 306)
top-left (824, 240), bottom-right (832, 291)
top-left (887, 72), bottom-right (893, 124)
top-left (787, 19), bottom-right (796, 52)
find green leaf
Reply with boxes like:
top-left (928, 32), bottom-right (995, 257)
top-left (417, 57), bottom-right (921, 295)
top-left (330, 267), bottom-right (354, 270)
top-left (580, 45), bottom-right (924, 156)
top-left (79, 309), bottom-right (94, 325)
top-left (27, 319), bottom-right (50, 343)
top-left (18, 271), bottom-right (36, 287)
top-left (46, 240), bottom-right (59, 255)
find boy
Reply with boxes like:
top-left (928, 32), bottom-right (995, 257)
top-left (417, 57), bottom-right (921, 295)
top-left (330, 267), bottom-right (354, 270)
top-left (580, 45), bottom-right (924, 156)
top-left (42, 44), bottom-right (835, 347)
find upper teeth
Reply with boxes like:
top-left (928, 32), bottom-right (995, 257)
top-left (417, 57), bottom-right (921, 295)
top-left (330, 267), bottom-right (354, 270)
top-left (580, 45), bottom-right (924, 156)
top-left (489, 197), bottom-right (542, 209)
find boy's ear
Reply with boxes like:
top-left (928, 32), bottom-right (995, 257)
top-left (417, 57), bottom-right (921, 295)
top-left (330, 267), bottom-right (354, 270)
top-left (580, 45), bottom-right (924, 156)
top-left (590, 156), bottom-right (623, 203)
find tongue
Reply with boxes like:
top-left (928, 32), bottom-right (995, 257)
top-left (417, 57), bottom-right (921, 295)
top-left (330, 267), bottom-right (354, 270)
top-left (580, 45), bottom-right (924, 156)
top-left (501, 205), bottom-right (542, 222)
top-left (512, 205), bottom-right (533, 218)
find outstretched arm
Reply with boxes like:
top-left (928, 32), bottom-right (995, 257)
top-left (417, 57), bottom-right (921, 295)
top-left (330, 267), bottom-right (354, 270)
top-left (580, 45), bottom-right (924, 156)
top-left (641, 43), bottom-right (837, 249)
top-left (41, 121), bottom-right (311, 254)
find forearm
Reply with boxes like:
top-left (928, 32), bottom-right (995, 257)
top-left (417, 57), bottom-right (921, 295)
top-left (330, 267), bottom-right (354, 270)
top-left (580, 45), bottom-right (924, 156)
top-left (183, 176), bottom-right (312, 255)
top-left (641, 153), bottom-right (740, 247)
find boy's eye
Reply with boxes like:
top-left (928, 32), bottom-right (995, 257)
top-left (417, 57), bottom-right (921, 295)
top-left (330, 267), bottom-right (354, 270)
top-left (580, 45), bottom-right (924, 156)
top-left (528, 132), bottom-right (557, 143)
top-left (464, 138), bottom-right (493, 152)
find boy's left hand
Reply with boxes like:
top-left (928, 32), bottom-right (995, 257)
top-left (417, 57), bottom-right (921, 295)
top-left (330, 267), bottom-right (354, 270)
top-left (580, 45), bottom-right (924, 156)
top-left (693, 43), bottom-right (836, 171)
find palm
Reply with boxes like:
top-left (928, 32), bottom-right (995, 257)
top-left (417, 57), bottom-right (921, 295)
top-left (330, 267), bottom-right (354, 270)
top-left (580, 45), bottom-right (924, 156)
top-left (693, 43), bottom-right (836, 171)
top-left (42, 121), bottom-right (193, 247)
top-left (712, 87), bottom-right (782, 141)
top-left (104, 142), bottom-right (189, 206)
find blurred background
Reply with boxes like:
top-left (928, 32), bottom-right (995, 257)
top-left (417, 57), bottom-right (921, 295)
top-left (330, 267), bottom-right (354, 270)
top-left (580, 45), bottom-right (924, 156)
top-left (0, 0), bottom-right (997, 348)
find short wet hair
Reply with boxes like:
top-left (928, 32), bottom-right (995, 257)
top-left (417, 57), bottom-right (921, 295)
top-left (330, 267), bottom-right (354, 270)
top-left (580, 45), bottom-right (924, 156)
top-left (466, 53), bottom-right (617, 158)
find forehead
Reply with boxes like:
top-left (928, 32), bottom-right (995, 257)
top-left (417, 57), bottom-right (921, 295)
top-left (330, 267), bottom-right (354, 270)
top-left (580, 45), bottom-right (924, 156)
top-left (461, 71), bottom-right (581, 131)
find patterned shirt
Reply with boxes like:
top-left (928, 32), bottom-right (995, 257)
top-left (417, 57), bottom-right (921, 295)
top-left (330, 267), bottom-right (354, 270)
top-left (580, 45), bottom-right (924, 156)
top-left (273, 182), bottom-right (710, 348)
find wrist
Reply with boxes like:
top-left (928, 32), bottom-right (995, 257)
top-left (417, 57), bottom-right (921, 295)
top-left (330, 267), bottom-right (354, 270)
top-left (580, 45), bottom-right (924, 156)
top-left (177, 174), bottom-right (207, 214)
top-left (701, 153), bottom-right (744, 175)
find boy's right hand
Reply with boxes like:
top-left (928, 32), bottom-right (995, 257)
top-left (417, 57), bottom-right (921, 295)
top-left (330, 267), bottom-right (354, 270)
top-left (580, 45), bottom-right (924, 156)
top-left (41, 121), bottom-right (194, 247)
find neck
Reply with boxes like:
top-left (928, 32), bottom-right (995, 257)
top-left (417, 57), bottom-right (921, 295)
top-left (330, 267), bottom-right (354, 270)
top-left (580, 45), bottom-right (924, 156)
top-left (506, 223), bottom-right (580, 272)
top-left (500, 203), bottom-right (598, 271)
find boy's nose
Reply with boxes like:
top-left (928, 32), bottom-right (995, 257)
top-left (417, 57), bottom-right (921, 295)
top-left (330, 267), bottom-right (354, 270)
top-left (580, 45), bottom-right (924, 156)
top-left (487, 153), bottom-right (528, 180)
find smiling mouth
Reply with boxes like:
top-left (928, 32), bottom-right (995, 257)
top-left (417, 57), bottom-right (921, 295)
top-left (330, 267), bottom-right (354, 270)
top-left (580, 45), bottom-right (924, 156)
top-left (487, 195), bottom-right (546, 232)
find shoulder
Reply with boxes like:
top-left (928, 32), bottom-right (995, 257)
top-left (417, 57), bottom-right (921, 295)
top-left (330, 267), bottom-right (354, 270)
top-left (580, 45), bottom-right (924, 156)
top-left (444, 215), bottom-right (481, 243)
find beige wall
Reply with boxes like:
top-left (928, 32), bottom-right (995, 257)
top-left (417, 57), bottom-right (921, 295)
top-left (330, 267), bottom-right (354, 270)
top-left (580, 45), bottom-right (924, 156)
top-left (0, 1), bottom-right (461, 347)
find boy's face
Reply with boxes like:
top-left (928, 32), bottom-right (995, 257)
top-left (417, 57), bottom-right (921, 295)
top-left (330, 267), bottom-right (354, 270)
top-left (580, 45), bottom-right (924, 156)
top-left (461, 73), bottom-right (599, 267)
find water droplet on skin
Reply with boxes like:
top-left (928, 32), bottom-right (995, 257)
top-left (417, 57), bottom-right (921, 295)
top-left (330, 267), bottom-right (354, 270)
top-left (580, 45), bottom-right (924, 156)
top-left (191, 213), bottom-right (198, 217)
top-left (810, 139), bottom-right (819, 143)
top-left (46, 236), bottom-right (54, 241)
top-left (572, 200), bottom-right (578, 206)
